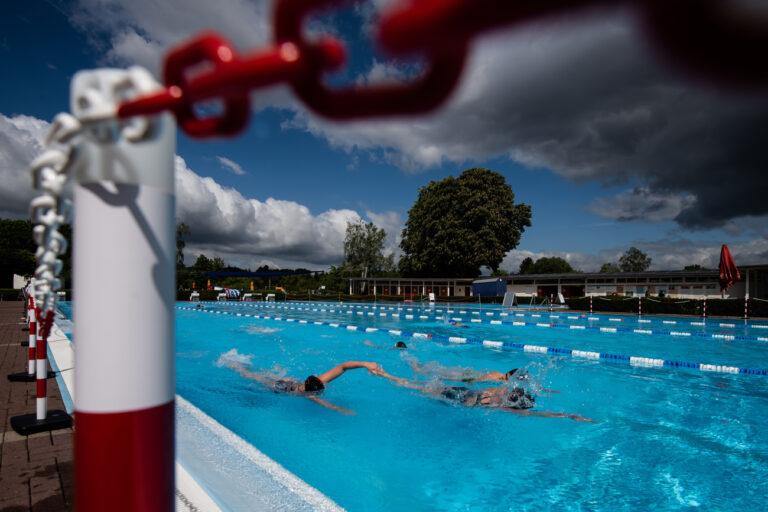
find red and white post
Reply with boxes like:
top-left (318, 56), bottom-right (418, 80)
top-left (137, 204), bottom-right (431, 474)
top-left (8, 294), bottom-right (39, 383)
top-left (589, 295), bottom-right (593, 314)
top-left (638, 296), bottom-right (642, 316)
top-left (35, 309), bottom-right (51, 419)
top-left (703, 298), bottom-right (707, 318)
top-left (71, 69), bottom-right (176, 512)
top-left (28, 302), bottom-right (37, 375)
top-left (745, 296), bottom-right (749, 319)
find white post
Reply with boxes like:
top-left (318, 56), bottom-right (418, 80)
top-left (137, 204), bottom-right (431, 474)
top-left (71, 68), bottom-right (176, 512)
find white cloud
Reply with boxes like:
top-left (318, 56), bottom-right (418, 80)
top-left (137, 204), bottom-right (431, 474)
top-left (175, 155), bottom-right (361, 268)
top-left (0, 111), bottom-right (395, 270)
top-left (0, 114), bottom-right (50, 218)
top-left (216, 156), bottom-right (246, 176)
top-left (364, 209), bottom-right (403, 257)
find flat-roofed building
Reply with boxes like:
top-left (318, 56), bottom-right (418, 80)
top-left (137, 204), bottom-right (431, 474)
top-left (346, 277), bottom-right (474, 299)
top-left (498, 264), bottom-right (768, 299)
top-left (346, 264), bottom-right (768, 300)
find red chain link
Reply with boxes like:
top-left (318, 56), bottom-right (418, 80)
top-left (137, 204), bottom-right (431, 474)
top-left (117, 0), bottom-right (768, 138)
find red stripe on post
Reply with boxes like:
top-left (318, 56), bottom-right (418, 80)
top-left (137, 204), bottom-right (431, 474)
top-left (75, 401), bottom-right (175, 512)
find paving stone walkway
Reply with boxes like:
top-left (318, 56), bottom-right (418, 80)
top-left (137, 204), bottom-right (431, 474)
top-left (0, 301), bottom-right (73, 512)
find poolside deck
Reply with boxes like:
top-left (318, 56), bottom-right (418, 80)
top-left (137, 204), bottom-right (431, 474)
top-left (0, 301), bottom-right (73, 511)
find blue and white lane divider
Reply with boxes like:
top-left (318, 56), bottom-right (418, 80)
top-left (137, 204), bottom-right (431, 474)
top-left (178, 306), bottom-right (768, 377)
top-left (199, 302), bottom-right (768, 344)
top-left (230, 300), bottom-right (768, 331)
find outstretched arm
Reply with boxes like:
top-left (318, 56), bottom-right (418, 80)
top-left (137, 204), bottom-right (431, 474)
top-left (363, 341), bottom-right (387, 349)
top-left (501, 407), bottom-right (597, 423)
top-left (223, 361), bottom-right (275, 387)
top-left (315, 361), bottom-right (381, 385)
top-left (373, 369), bottom-right (437, 394)
top-left (305, 395), bottom-right (355, 415)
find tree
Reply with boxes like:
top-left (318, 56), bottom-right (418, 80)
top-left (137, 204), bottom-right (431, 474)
top-left (399, 168), bottom-right (531, 277)
top-left (176, 222), bottom-right (190, 267)
top-left (684, 264), bottom-right (706, 271)
top-left (619, 247), bottom-right (652, 272)
top-left (343, 220), bottom-right (394, 278)
top-left (600, 263), bottom-right (620, 273)
top-left (0, 219), bottom-right (36, 287)
top-left (528, 257), bottom-right (576, 274)
top-left (518, 257), bottom-right (534, 275)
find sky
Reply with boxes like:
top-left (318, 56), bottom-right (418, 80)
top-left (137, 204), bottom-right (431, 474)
top-left (1, 0), bottom-right (767, 273)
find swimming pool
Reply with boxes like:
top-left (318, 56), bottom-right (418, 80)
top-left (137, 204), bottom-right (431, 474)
top-left (167, 300), bottom-right (768, 510)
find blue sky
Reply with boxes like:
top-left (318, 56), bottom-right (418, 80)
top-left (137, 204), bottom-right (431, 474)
top-left (2, 0), bottom-right (767, 272)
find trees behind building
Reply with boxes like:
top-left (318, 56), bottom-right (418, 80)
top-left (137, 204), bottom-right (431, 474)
top-left (399, 168), bottom-right (531, 277)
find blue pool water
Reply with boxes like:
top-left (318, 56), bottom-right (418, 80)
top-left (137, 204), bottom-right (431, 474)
top-left (60, 301), bottom-right (768, 510)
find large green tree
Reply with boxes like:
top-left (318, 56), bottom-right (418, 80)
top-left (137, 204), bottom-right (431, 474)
top-left (399, 168), bottom-right (531, 277)
top-left (519, 256), bottom-right (576, 274)
top-left (343, 219), bottom-right (394, 278)
top-left (619, 247), bottom-right (652, 272)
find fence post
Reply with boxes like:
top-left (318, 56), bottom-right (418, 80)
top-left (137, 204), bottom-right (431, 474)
top-left (703, 298), bottom-right (706, 318)
top-left (589, 295), bottom-right (593, 314)
top-left (638, 296), bottom-right (642, 316)
top-left (71, 69), bottom-right (176, 512)
top-left (7, 297), bottom-right (38, 382)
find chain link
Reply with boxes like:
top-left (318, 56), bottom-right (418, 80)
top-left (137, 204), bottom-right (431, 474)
top-left (116, 0), bottom-right (768, 138)
top-left (29, 112), bottom-right (81, 330)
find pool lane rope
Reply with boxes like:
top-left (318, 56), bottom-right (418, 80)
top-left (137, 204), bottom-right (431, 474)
top-left (178, 306), bottom-right (768, 377)
top-left (200, 302), bottom-right (768, 344)
top-left (269, 300), bottom-right (768, 331)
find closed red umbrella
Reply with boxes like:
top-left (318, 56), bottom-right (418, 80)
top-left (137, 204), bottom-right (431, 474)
top-left (718, 244), bottom-right (740, 292)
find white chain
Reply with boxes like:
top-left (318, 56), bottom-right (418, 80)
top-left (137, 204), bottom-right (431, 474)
top-left (28, 66), bottom-right (160, 318)
top-left (29, 113), bottom-right (82, 316)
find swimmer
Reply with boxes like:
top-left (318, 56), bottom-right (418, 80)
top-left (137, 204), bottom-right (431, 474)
top-left (449, 321), bottom-right (468, 328)
top-left (372, 368), bottom-right (594, 423)
top-left (195, 304), bottom-right (205, 309)
top-left (364, 340), bottom-right (408, 350)
top-left (409, 359), bottom-right (559, 393)
top-left (221, 359), bottom-right (382, 414)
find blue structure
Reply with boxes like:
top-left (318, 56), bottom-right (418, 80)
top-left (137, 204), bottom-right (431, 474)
top-left (472, 277), bottom-right (506, 296)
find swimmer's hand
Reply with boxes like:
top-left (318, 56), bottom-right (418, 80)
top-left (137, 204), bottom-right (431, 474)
top-left (362, 362), bottom-right (383, 374)
top-left (363, 340), bottom-right (375, 348)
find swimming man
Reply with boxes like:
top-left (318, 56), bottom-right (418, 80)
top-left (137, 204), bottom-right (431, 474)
top-left (221, 358), bottom-right (382, 414)
top-left (372, 368), bottom-right (593, 422)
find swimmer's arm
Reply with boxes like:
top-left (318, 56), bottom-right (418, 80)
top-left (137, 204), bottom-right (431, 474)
top-left (305, 396), bottom-right (355, 415)
top-left (541, 387), bottom-right (561, 394)
top-left (374, 370), bottom-right (429, 392)
top-left (500, 407), bottom-right (597, 423)
top-left (363, 340), bottom-right (383, 349)
top-left (316, 361), bottom-right (381, 385)
top-left (225, 362), bottom-right (275, 386)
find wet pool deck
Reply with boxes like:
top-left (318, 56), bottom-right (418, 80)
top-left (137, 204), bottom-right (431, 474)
top-left (0, 301), bottom-right (73, 512)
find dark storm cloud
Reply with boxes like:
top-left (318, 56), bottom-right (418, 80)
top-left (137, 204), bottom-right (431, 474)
top-left (292, 8), bottom-right (768, 230)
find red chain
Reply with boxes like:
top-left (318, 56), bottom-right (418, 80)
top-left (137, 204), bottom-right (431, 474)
top-left (117, 0), bottom-right (768, 138)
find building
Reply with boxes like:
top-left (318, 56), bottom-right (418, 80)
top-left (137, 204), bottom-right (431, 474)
top-left (345, 264), bottom-right (768, 300)
top-left (498, 264), bottom-right (768, 300)
top-left (346, 277), bottom-right (474, 299)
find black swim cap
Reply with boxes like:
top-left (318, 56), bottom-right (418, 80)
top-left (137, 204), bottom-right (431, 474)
top-left (507, 388), bottom-right (535, 409)
top-left (396, 341), bottom-right (407, 348)
top-left (304, 375), bottom-right (325, 392)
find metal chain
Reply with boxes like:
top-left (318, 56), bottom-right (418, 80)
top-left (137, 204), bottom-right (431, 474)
top-left (116, 0), bottom-right (768, 138)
